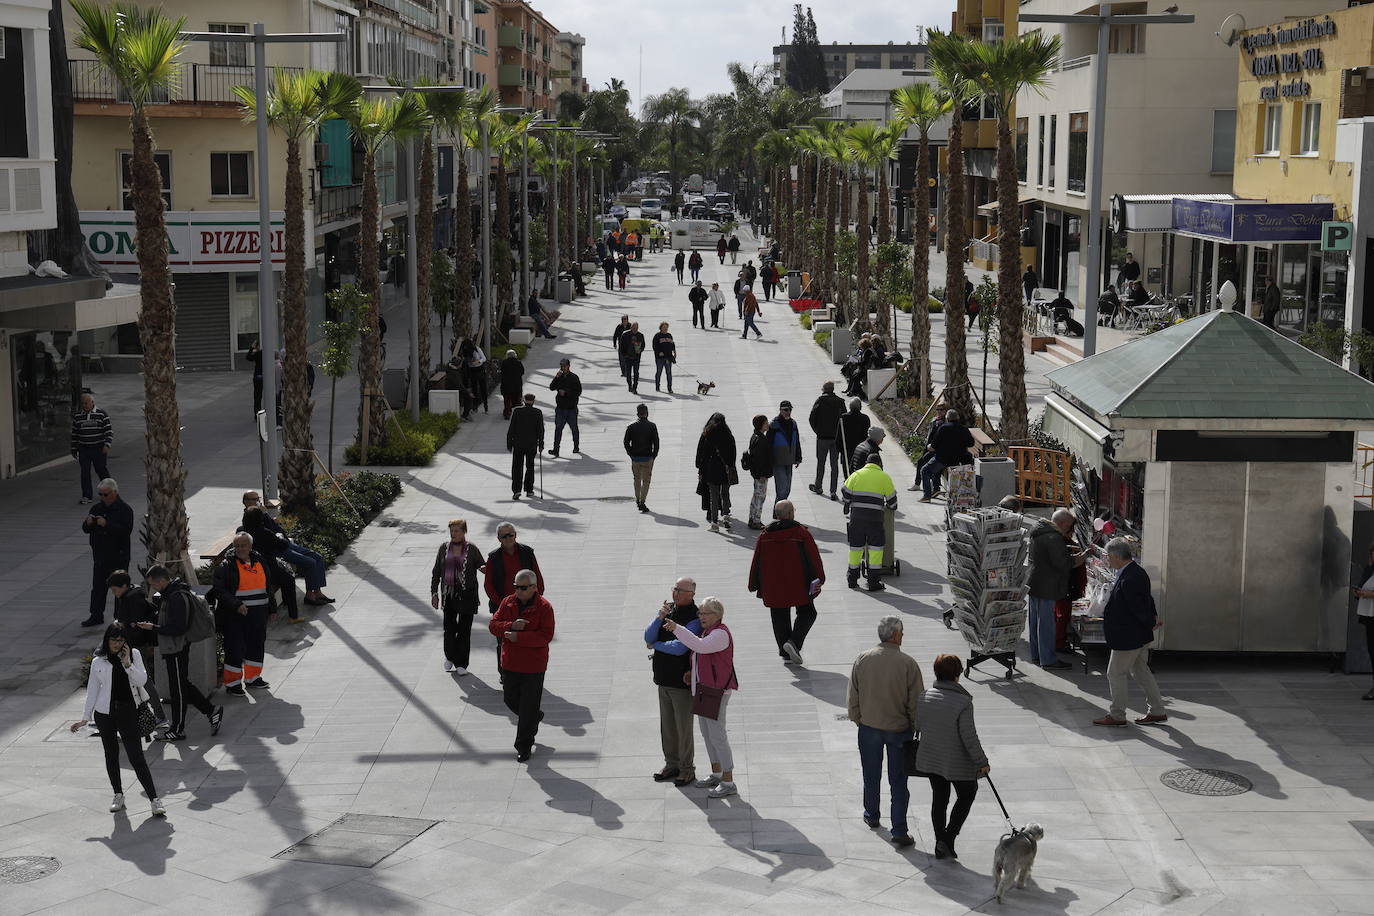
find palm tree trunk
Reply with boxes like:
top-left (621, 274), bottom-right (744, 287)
top-left (358, 147), bottom-right (384, 444)
top-left (798, 154), bottom-right (811, 280)
top-left (995, 115), bottom-right (1028, 443)
top-left (562, 168), bottom-right (574, 267)
top-left (855, 173), bottom-right (871, 334)
top-left (877, 162), bottom-right (891, 245)
top-left (129, 106), bottom-right (189, 571)
top-left (495, 152), bottom-right (512, 317)
top-left (417, 133), bottom-right (435, 378)
top-left (911, 129), bottom-right (933, 399)
top-left (453, 152), bottom-right (472, 346)
top-left (944, 115), bottom-right (974, 422)
top-left (821, 160), bottom-right (835, 304)
top-left (838, 166), bottom-right (851, 325)
top-left (279, 134), bottom-right (315, 511)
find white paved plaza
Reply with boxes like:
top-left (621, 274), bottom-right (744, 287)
top-left (1, 235), bottom-right (1373, 915)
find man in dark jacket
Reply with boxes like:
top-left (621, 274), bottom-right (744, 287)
top-left (71, 391), bottom-right (113, 504)
top-left (618, 321), bottom-right (645, 392)
top-left (688, 281), bottom-right (709, 328)
top-left (602, 252), bottom-right (616, 289)
top-left (1095, 538), bottom-right (1166, 727)
top-left (141, 565), bottom-right (222, 740)
top-left (507, 393), bottom-right (544, 499)
top-left (769, 401), bottom-right (803, 501)
top-left (81, 477), bottom-right (134, 627)
top-left (499, 349), bottom-right (524, 419)
top-left (489, 569), bottom-right (556, 762)
top-left (920, 410), bottom-right (975, 502)
top-left (108, 570), bottom-right (166, 717)
top-left (1260, 276), bottom-right (1282, 329)
top-left (624, 404), bottom-right (660, 513)
top-left (612, 315), bottom-right (631, 376)
top-left (748, 500), bottom-right (825, 665)
top-left (644, 576), bottom-right (702, 787)
top-left (547, 358), bottom-right (582, 457)
top-left (807, 381), bottom-right (846, 499)
top-left (851, 427), bottom-right (886, 471)
top-left (836, 399), bottom-right (872, 477)
top-left (1027, 508), bottom-right (1081, 670)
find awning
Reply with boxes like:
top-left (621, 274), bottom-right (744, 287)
top-left (1172, 197), bottom-right (1332, 243)
top-left (1112, 194), bottom-right (1237, 233)
top-left (1042, 393), bottom-right (1113, 468)
top-left (977, 195), bottom-right (1039, 215)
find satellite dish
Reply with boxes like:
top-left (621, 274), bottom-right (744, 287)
top-left (1216, 13), bottom-right (1247, 47)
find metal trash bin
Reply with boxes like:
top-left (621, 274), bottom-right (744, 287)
top-left (556, 273), bottom-right (574, 304)
top-left (975, 456), bottom-right (1016, 507)
top-left (382, 367), bottom-right (409, 409)
top-left (786, 269), bottom-right (802, 299)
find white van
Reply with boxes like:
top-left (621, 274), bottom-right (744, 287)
top-left (664, 219), bottom-right (724, 250)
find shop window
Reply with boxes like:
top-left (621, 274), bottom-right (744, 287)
top-left (119, 151), bottom-right (171, 210)
top-left (1211, 109), bottom-right (1235, 174)
top-left (1300, 101), bottom-right (1321, 154)
top-left (12, 331), bottom-right (80, 473)
top-left (208, 23), bottom-right (248, 67)
top-left (1067, 112), bottom-right (1087, 193)
top-left (210, 151), bottom-right (253, 198)
top-left (1048, 114), bottom-right (1057, 190)
top-left (1016, 117), bottom-right (1028, 183)
top-left (231, 274), bottom-right (260, 351)
top-left (1261, 104), bottom-right (1282, 155)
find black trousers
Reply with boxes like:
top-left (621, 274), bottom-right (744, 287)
top-left (252, 374), bottom-right (263, 415)
top-left (770, 604), bottom-right (818, 655)
top-left (502, 670), bottom-right (545, 752)
top-left (511, 448), bottom-right (535, 495)
top-left (442, 595), bottom-right (477, 668)
top-left (163, 644), bottom-right (214, 734)
top-left (95, 701), bottom-right (158, 798)
top-left (90, 558), bottom-right (123, 619)
top-left (692, 303), bottom-right (705, 327)
top-left (928, 775), bottom-right (979, 840)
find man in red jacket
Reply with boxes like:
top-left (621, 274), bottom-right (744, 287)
top-left (489, 569), bottom-right (556, 761)
top-left (747, 500), bottom-right (825, 666)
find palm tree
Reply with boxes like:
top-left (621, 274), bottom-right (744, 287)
top-left (345, 91), bottom-right (429, 449)
top-left (928, 30), bottom-right (978, 422)
top-left (71, 1), bottom-right (191, 571)
top-left (875, 123), bottom-right (901, 247)
top-left (890, 81), bottom-right (952, 400)
top-left (233, 70), bottom-right (359, 510)
top-left (642, 87), bottom-right (701, 206)
top-left (755, 130), bottom-right (791, 256)
top-left (847, 122), bottom-right (888, 334)
top-left (830, 134), bottom-right (854, 324)
top-left (967, 33), bottom-right (1062, 444)
top-left (418, 89), bottom-right (467, 367)
top-left (447, 88), bottom-right (493, 345)
top-left (489, 113), bottom-right (534, 323)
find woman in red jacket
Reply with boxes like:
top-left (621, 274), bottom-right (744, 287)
top-left (489, 569), bottom-right (555, 762)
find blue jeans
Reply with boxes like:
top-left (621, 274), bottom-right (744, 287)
top-left (655, 357), bottom-right (673, 390)
top-left (921, 458), bottom-right (946, 499)
top-left (282, 543), bottom-right (327, 591)
top-left (1027, 596), bottom-right (1059, 665)
top-left (858, 724), bottom-right (913, 836)
top-left (553, 407), bottom-right (579, 451)
top-left (773, 464), bottom-right (793, 501)
top-left (742, 314), bottom-right (760, 337)
top-left (532, 312), bottom-right (553, 338)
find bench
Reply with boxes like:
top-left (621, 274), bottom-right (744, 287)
top-left (197, 499), bottom-right (280, 561)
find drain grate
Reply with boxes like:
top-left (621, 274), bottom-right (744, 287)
top-left (273, 814), bottom-right (438, 868)
top-left (1159, 767), bottom-right (1252, 796)
top-left (0, 857), bottom-right (60, 884)
top-left (597, 496), bottom-right (636, 502)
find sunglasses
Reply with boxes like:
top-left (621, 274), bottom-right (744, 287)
top-left (514, 584), bottom-right (536, 591)
top-left (499, 533), bottom-right (517, 540)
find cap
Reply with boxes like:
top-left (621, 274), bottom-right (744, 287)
top-left (780, 400), bottom-right (793, 410)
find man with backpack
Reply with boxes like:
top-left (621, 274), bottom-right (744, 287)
top-left (139, 564), bottom-right (222, 740)
top-left (212, 532), bottom-right (278, 696)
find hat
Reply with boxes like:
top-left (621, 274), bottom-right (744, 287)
top-left (779, 400), bottom-right (793, 410)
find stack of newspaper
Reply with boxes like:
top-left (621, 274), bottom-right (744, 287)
top-left (947, 507), bottom-right (1028, 656)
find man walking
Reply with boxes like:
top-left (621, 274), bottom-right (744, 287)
top-left (837, 398), bottom-right (872, 478)
top-left (506, 393), bottom-right (544, 500)
top-left (768, 401), bottom-right (802, 501)
top-left (1027, 508), bottom-right (1081, 669)
top-left (613, 315), bottom-right (632, 378)
top-left (547, 358), bottom-right (582, 457)
top-left (644, 577), bottom-right (702, 787)
top-left (624, 404), bottom-right (660, 513)
top-left (489, 569), bottom-right (555, 762)
top-left (748, 500), bottom-right (825, 665)
top-left (727, 233), bottom-right (741, 264)
top-left (213, 532), bottom-right (276, 696)
top-left (499, 349), bottom-right (524, 419)
top-left (1260, 276), bottom-right (1282, 329)
top-left (81, 478), bottom-right (133, 627)
top-left (842, 453), bottom-right (897, 592)
top-left (140, 565), bottom-right (222, 741)
top-left (71, 391), bottom-right (113, 504)
top-left (673, 249), bottom-right (685, 284)
top-left (1094, 539), bottom-right (1167, 727)
top-left (618, 321), bottom-right (645, 392)
top-left (807, 381), bottom-right (845, 499)
top-left (741, 286), bottom-right (763, 339)
top-left (848, 615), bottom-right (923, 847)
top-left (707, 282), bottom-right (727, 328)
top-left (688, 281), bottom-right (709, 329)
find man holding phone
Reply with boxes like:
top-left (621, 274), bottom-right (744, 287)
top-left (643, 577), bottom-right (702, 787)
top-left (747, 500), bottom-right (825, 666)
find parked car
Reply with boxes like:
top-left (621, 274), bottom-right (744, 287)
top-left (639, 198), bottom-right (663, 219)
top-left (609, 203), bottom-right (628, 220)
top-left (711, 207), bottom-right (735, 223)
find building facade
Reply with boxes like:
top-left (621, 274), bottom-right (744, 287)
top-left (773, 41), bottom-right (926, 92)
top-left (493, 0), bottom-right (555, 117)
top-left (553, 31), bottom-right (587, 101)
top-left (952, 0), bottom-right (1018, 253)
top-left (469, 0), bottom-right (496, 90)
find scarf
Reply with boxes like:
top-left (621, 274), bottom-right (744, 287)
top-left (443, 541), bottom-right (470, 591)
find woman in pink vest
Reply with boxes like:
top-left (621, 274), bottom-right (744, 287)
top-left (663, 597), bottom-right (739, 798)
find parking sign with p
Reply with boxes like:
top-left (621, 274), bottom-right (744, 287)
top-left (1322, 221), bottom-right (1353, 251)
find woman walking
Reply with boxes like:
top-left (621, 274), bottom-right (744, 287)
top-left (695, 412), bottom-right (737, 533)
top-left (914, 654), bottom-right (990, 860)
top-left (458, 338), bottom-right (489, 414)
top-left (663, 597), bottom-right (739, 798)
top-left (688, 249), bottom-right (703, 283)
top-left (430, 519), bottom-right (487, 675)
top-left (744, 414), bottom-right (773, 530)
top-left (673, 249), bottom-right (685, 285)
top-left (652, 322), bottom-right (676, 394)
top-left (71, 624), bottom-right (166, 817)
top-left (716, 236), bottom-right (728, 265)
top-left (616, 253), bottom-right (631, 290)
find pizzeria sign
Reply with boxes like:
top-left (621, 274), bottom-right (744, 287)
top-left (80, 211), bottom-right (315, 274)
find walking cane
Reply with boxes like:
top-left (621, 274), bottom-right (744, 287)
top-left (538, 447), bottom-right (544, 500)
top-left (983, 774), bottom-right (1017, 834)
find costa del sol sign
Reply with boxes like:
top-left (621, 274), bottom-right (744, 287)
top-left (80, 211), bottom-right (315, 274)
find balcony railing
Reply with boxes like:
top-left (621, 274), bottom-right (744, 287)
top-left (315, 183), bottom-right (362, 224)
top-left (1060, 55), bottom-right (1092, 71)
top-left (70, 60), bottom-right (304, 106)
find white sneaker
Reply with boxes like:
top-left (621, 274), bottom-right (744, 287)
top-left (709, 522), bottom-right (719, 532)
top-left (443, 660), bottom-right (456, 672)
top-left (783, 641), bottom-right (803, 665)
top-left (694, 774), bottom-right (721, 788)
top-left (150, 797), bottom-right (166, 817)
top-left (455, 667), bottom-right (468, 676)
top-left (109, 793), bottom-right (125, 813)
top-left (707, 782), bottom-right (738, 799)
top-left (907, 483), bottom-right (922, 491)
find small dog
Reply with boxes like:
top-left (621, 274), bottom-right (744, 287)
top-left (992, 823), bottom-right (1044, 904)
top-left (696, 381), bottom-right (715, 395)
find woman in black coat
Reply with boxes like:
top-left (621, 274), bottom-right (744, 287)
top-left (745, 414), bottom-right (773, 529)
top-left (429, 519), bottom-right (488, 674)
top-left (499, 350), bottom-right (524, 419)
top-left (695, 412), bottom-right (737, 532)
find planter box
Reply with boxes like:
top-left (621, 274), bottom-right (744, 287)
top-left (813, 321), bottom-right (836, 335)
top-left (429, 389), bottom-right (462, 416)
top-left (868, 367), bottom-right (897, 400)
top-left (1023, 331), bottom-right (1055, 353)
top-left (831, 327), bottom-right (854, 364)
top-left (508, 328), bottom-right (534, 345)
top-left (809, 307), bottom-right (833, 323)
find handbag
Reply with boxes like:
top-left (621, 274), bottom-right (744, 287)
top-left (902, 735), bottom-right (921, 777)
top-left (131, 681), bottom-right (159, 741)
top-left (692, 684), bottom-right (725, 720)
top-left (714, 446), bottom-right (739, 486)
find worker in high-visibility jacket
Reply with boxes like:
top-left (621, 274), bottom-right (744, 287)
top-left (841, 452), bottom-right (898, 592)
top-left (212, 532), bottom-right (276, 696)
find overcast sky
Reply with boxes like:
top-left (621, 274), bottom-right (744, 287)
top-left (563, 1), bottom-right (956, 112)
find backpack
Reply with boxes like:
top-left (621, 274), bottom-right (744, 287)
top-left (183, 589), bottom-right (216, 643)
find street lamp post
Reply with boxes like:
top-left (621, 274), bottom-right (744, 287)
top-left (1020, 3), bottom-right (1194, 356)
top-left (178, 24), bottom-right (345, 503)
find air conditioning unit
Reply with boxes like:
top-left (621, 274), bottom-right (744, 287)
top-left (314, 143), bottom-right (329, 161)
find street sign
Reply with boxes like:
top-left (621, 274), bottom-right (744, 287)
top-left (1322, 221), bottom-right (1353, 250)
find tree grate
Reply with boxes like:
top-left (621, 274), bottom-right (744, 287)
top-left (0, 857), bottom-right (60, 884)
top-left (1159, 767), bottom-right (1252, 796)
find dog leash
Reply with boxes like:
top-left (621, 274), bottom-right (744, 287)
top-left (983, 774), bottom-right (1017, 834)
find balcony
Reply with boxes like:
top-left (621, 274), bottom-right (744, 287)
top-left (70, 60), bottom-right (304, 108)
top-left (498, 64), bottom-right (523, 87)
top-left (369, 0), bottom-right (438, 31)
top-left (498, 25), bottom-right (522, 48)
top-left (315, 184), bottom-right (362, 225)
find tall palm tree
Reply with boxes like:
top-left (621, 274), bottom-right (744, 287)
top-left (890, 81), bottom-right (953, 399)
top-left (967, 33), bottom-right (1062, 444)
top-left (847, 122), bottom-right (888, 334)
top-left (418, 89), bottom-right (468, 366)
top-left (642, 87), bottom-right (701, 205)
top-left (71, 1), bottom-right (191, 571)
top-left (448, 88), bottom-right (493, 344)
top-left (233, 70), bottom-right (359, 510)
top-left (489, 113), bottom-right (533, 321)
top-left (755, 130), bottom-right (791, 256)
top-left (345, 91), bottom-right (429, 447)
top-left (832, 134), bottom-right (854, 324)
top-left (929, 30), bottom-right (977, 422)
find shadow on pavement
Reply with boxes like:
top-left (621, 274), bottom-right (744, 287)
top-left (525, 758), bottom-right (624, 830)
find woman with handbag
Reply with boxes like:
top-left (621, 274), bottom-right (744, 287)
top-left (914, 654), bottom-right (989, 860)
top-left (744, 414), bottom-right (773, 530)
top-left (695, 412), bottom-right (737, 532)
top-left (430, 519), bottom-right (488, 675)
top-left (70, 623), bottom-right (166, 817)
top-left (662, 597), bottom-right (739, 798)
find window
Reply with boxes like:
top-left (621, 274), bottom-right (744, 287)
top-left (1067, 112), bottom-right (1087, 192)
top-left (1048, 114), bottom-right (1057, 190)
top-left (1016, 117), bottom-right (1028, 183)
top-left (1037, 115), bottom-right (1045, 185)
top-left (119, 151), bottom-right (171, 210)
top-left (1211, 109), bottom-right (1236, 174)
top-left (1262, 104), bottom-right (1282, 154)
top-left (208, 23), bottom-right (248, 67)
top-left (982, 18), bottom-right (1004, 43)
top-left (1300, 101), bottom-right (1321, 154)
top-left (210, 151), bottom-right (253, 197)
top-left (1108, 23), bottom-right (1142, 54)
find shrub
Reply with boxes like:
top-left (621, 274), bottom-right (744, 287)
top-left (800, 312), bottom-right (812, 330)
top-left (345, 409), bottom-right (460, 466)
top-left (815, 330), bottom-right (832, 352)
top-left (282, 471), bottom-right (403, 565)
top-left (927, 296), bottom-right (945, 313)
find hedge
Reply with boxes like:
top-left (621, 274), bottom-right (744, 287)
top-left (345, 409), bottom-right (460, 466)
top-left (282, 471), bottom-right (404, 565)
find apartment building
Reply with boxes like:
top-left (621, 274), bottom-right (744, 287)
top-left (554, 31), bottom-right (587, 100)
top-left (469, 0), bottom-right (495, 90)
top-left (773, 41), bottom-right (926, 92)
top-left (952, 0), bottom-right (1018, 251)
top-left (493, 0), bottom-right (556, 117)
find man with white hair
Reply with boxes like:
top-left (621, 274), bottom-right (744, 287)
top-left (1027, 508), bottom-right (1083, 670)
top-left (1094, 538), bottom-right (1167, 727)
top-left (490, 568), bottom-right (556, 762)
top-left (81, 477), bottom-right (133, 627)
top-left (71, 390), bottom-right (113, 505)
top-left (644, 576), bottom-right (702, 786)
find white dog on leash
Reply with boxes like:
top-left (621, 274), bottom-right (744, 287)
top-left (992, 823), bottom-right (1044, 904)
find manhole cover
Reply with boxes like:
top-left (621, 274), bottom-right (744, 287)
top-left (0, 857), bottom-right (60, 884)
top-left (1159, 767), bottom-right (1252, 796)
top-left (597, 496), bottom-right (635, 502)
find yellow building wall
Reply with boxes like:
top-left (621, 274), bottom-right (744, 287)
top-left (1233, 5), bottom-right (1374, 215)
